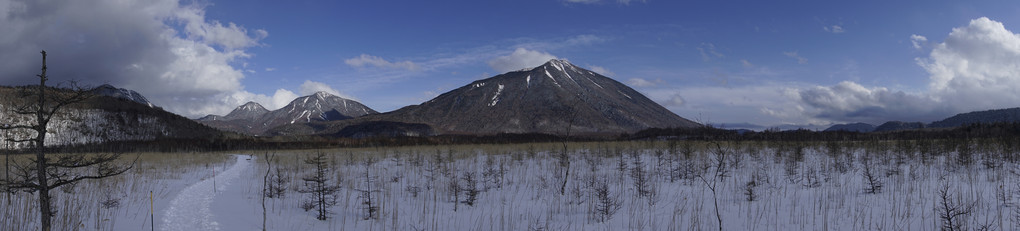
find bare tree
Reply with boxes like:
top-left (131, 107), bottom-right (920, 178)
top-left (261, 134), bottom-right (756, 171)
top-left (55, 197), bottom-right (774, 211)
top-left (591, 178), bottom-right (620, 223)
top-left (460, 171), bottom-right (479, 206)
top-left (357, 157), bottom-right (380, 220)
top-left (861, 153), bottom-right (883, 194)
top-left (937, 184), bottom-right (973, 231)
top-left (298, 152), bottom-right (339, 220)
top-left (0, 51), bottom-right (133, 231)
top-left (697, 142), bottom-right (728, 231)
top-left (558, 94), bottom-right (583, 196)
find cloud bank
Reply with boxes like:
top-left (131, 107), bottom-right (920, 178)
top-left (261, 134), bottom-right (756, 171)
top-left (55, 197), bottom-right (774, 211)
top-left (0, 0), bottom-right (336, 117)
top-left (796, 17), bottom-right (1020, 124)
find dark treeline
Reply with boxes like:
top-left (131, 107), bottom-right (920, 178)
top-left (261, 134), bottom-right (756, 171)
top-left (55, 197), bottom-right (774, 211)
top-left (7, 133), bottom-right (590, 154)
top-left (631, 122), bottom-right (1020, 142)
top-left (7, 122), bottom-right (1020, 154)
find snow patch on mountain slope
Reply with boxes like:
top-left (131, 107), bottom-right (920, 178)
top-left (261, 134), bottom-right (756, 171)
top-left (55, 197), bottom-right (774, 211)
top-left (544, 68), bottom-right (561, 88)
top-left (489, 84), bottom-right (504, 107)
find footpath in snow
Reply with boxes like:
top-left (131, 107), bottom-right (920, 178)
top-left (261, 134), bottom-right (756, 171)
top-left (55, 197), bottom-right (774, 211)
top-left (161, 155), bottom-right (251, 231)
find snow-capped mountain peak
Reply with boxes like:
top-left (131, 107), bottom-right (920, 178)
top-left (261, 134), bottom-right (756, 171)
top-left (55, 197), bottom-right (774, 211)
top-left (222, 102), bottom-right (269, 121)
top-left (362, 58), bottom-right (699, 135)
top-left (93, 84), bottom-right (156, 108)
top-left (314, 91), bottom-right (331, 99)
top-left (238, 102), bottom-right (265, 111)
top-left (197, 92), bottom-right (379, 135)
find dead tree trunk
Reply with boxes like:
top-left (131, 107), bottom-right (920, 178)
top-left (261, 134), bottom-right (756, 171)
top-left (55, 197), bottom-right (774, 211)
top-left (0, 51), bottom-right (133, 231)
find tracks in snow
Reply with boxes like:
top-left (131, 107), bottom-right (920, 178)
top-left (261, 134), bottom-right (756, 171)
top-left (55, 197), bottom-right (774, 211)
top-left (161, 155), bottom-right (251, 231)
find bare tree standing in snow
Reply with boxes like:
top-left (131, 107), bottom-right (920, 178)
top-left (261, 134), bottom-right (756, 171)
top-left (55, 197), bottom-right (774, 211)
top-left (0, 51), bottom-right (133, 231)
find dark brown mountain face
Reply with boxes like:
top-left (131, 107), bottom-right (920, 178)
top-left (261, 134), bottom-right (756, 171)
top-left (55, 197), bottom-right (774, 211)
top-left (361, 59), bottom-right (699, 136)
top-left (197, 92), bottom-right (378, 135)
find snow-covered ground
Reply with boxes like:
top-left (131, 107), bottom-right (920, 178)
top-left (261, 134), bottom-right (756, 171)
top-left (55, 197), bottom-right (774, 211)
top-left (2, 141), bottom-right (1019, 230)
top-left (162, 155), bottom-right (250, 231)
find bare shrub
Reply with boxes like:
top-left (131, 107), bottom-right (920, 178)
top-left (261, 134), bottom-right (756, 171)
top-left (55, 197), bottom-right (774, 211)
top-left (591, 178), bottom-right (620, 223)
top-left (357, 157), bottom-right (380, 220)
top-left (630, 156), bottom-right (653, 198)
top-left (298, 152), bottom-right (340, 220)
top-left (937, 184), bottom-right (973, 231)
top-left (861, 153), bottom-right (883, 194)
top-left (264, 167), bottom-right (289, 199)
top-left (460, 172), bottom-right (479, 206)
top-left (743, 179), bottom-right (757, 202)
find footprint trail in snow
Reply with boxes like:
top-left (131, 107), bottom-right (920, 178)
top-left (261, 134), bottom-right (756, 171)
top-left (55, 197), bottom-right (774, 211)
top-left (161, 155), bottom-right (251, 231)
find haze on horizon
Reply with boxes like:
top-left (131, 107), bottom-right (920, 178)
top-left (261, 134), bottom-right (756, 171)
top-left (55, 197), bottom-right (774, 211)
top-left (2, 0), bottom-right (1020, 128)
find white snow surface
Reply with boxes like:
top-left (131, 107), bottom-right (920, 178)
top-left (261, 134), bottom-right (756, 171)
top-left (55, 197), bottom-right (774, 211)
top-left (161, 155), bottom-right (250, 231)
top-left (544, 68), bottom-right (561, 88)
top-left (489, 84), bottom-right (504, 107)
top-left (5, 143), bottom-right (1020, 231)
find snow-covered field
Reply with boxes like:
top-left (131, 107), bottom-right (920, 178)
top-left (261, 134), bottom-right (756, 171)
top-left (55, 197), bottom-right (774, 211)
top-left (2, 140), bottom-right (1019, 230)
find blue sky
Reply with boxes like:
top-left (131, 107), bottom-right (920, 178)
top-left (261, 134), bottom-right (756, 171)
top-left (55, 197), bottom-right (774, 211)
top-left (4, 0), bottom-right (1020, 128)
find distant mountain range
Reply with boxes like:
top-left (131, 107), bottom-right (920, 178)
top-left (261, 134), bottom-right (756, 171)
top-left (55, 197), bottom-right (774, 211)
top-left (929, 107), bottom-right (1020, 128)
top-left (823, 107), bottom-right (1020, 132)
top-left (19, 60), bottom-right (1019, 141)
top-left (197, 92), bottom-right (378, 135)
top-left (823, 123), bottom-right (876, 133)
top-left (266, 59), bottom-right (700, 137)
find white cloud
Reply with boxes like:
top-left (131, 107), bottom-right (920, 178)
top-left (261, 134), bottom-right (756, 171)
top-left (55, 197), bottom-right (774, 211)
top-left (563, 0), bottom-right (644, 4)
top-left (0, 0), bottom-right (273, 118)
top-left (265, 67), bottom-right (276, 72)
top-left (791, 17), bottom-right (1020, 124)
top-left (627, 78), bottom-right (660, 87)
top-left (298, 80), bottom-right (357, 100)
top-left (697, 43), bottom-right (724, 61)
top-left (268, 89), bottom-right (300, 110)
top-left (587, 64), bottom-right (615, 76)
top-left (642, 84), bottom-right (816, 125)
top-left (910, 34), bottom-right (928, 50)
top-left (487, 48), bottom-right (557, 73)
top-left (617, 0), bottom-right (646, 4)
top-left (663, 93), bottom-right (686, 106)
top-left (344, 54), bottom-right (420, 71)
top-left (796, 81), bottom-right (940, 123)
top-left (783, 51), bottom-right (808, 64)
top-left (565, 34), bottom-right (608, 46)
top-left (173, 5), bottom-right (267, 50)
top-left (824, 25), bottom-right (845, 34)
top-left (299, 80), bottom-right (340, 96)
top-left (740, 59), bottom-right (753, 68)
top-left (918, 17), bottom-right (1020, 114)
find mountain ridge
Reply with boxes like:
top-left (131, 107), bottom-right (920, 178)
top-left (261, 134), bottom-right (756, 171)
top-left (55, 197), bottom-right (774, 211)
top-left (275, 59), bottom-right (700, 137)
top-left (197, 91), bottom-right (378, 135)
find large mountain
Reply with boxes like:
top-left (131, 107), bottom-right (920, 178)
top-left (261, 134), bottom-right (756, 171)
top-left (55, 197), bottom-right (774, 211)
top-left (295, 59), bottom-right (699, 136)
top-left (198, 92), bottom-right (378, 135)
top-left (0, 85), bottom-right (222, 148)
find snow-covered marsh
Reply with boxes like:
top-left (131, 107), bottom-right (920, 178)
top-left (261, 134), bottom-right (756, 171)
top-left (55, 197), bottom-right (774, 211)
top-left (3, 140), bottom-right (1020, 230)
